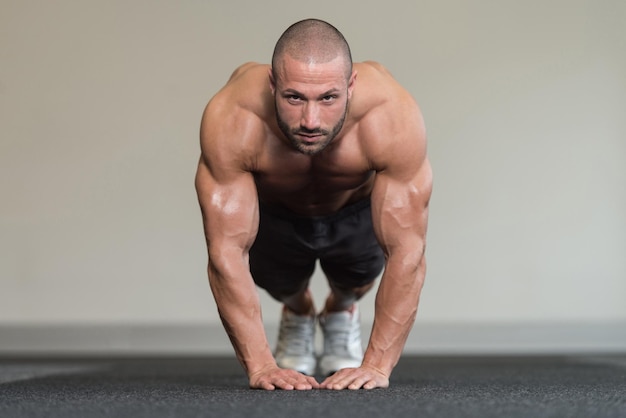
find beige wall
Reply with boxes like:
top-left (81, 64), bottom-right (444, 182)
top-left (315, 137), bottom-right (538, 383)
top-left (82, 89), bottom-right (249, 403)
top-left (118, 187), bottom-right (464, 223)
top-left (1, 1), bottom-right (625, 348)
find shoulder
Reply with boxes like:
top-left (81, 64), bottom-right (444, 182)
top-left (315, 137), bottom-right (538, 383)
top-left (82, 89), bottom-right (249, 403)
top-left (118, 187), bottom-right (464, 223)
top-left (352, 61), bottom-right (423, 133)
top-left (204, 62), bottom-right (272, 121)
top-left (353, 61), bottom-right (411, 103)
top-left (200, 63), bottom-right (273, 171)
top-left (352, 62), bottom-right (426, 173)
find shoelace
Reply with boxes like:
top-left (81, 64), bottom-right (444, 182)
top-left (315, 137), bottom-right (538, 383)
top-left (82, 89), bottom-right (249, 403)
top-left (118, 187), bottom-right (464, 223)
top-left (323, 316), bottom-right (359, 354)
top-left (278, 316), bottom-right (314, 355)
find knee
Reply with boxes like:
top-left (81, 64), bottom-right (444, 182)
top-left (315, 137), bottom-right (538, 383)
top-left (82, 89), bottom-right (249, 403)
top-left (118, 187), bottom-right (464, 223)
top-left (329, 280), bottom-right (376, 300)
top-left (262, 279), bottom-right (310, 304)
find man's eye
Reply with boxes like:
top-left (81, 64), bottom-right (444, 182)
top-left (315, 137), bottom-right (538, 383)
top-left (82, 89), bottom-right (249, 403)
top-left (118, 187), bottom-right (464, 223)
top-left (322, 95), bottom-right (336, 102)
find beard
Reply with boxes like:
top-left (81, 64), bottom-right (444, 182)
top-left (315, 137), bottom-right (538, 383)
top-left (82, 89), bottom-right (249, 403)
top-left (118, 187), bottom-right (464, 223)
top-left (275, 102), bottom-right (348, 156)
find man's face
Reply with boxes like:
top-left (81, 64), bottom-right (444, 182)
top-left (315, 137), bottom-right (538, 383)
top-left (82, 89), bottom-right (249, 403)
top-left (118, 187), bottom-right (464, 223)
top-left (270, 55), bottom-right (356, 155)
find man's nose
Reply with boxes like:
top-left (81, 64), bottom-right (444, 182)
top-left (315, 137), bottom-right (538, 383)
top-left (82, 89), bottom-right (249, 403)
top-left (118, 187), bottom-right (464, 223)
top-left (300, 102), bottom-right (320, 130)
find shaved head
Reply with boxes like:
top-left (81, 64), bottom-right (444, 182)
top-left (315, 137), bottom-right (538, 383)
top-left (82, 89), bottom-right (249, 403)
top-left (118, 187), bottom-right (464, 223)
top-left (272, 19), bottom-right (353, 81)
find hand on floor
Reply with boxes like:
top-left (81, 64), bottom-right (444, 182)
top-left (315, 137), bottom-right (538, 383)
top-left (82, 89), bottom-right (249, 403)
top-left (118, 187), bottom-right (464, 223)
top-left (249, 365), bottom-right (320, 390)
top-left (320, 366), bottom-right (389, 390)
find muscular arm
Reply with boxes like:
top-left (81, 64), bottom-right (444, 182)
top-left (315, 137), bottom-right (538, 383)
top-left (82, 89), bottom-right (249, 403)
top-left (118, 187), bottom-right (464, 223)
top-left (364, 157), bottom-right (432, 375)
top-left (195, 91), bottom-right (318, 390)
top-left (195, 157), bottom-right (272, 374)
top-left (324, 161), bottom-right (432, 390)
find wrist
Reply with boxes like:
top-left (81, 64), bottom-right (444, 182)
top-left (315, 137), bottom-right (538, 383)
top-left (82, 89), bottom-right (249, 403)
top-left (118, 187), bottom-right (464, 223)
top-left (232, 342), bottom-right (277, 378)
top-left (244, 360), bottom-right (278, 379)
top-left (361, 351), bottom-right (394, 377)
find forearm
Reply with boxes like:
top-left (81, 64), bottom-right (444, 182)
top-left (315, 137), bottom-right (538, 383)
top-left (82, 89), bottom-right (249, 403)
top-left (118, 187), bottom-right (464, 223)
top-left (362, 254), bottom-right (426, 376)
top-left (207, 257), bottom-right (276, 376)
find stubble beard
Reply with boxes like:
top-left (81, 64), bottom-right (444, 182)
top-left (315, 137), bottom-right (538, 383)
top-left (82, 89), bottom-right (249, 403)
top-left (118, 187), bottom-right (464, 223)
top-left (275, 102), bottom-right (348, 156)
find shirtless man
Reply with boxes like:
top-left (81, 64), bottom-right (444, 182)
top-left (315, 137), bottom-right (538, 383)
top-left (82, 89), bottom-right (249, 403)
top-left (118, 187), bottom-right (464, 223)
top-left (195, 19), bottom-right (432, 390)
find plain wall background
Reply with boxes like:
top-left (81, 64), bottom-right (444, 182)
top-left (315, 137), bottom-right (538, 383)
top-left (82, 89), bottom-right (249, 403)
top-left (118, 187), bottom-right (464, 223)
top-left (1, 0), bottom-right (625, 350)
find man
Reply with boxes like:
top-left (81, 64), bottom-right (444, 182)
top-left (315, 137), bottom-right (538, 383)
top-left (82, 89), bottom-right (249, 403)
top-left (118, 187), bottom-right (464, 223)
top-left (195, 19), bottom-right (432, 391)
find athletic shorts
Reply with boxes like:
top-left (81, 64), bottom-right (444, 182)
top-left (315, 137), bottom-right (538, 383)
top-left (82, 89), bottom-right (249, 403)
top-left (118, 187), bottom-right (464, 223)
top-left (249, 199), bottom-right (385, 296)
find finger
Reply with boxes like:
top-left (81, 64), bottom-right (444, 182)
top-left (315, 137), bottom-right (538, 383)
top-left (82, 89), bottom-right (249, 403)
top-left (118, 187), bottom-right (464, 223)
top-left (364, 375), bottom-right (389, 390)
top-left (362, 379), bottom-right (378, 390)
top-left (293, 381), bottom-right (313, 390)
top-left (320, 368), bottom-right (348, 384)
top-left (286, 371), bottom-right (319, 390)
top-left (306, 375), bottom-right (321, 389)
top-left (321, 371), bottom-right (356, 390)
top-left (321, 369), bottom-right (386, 390)
top-left (289, 375), bottom-right (311, 390)
top-left (293, 379), bottom-right (317, 390)
top-left (320, 374), bottom-right (340, 389)
top-left (251, 379), bottom-right (276, 391)
top-left (347, 376), bottom-right (370, 390)
top-left (274, 378), bottom-right (295, 390)
top-left (262, 382), bottom-right (276, 390)
top-left (279, 372), bottom-right (314, 390)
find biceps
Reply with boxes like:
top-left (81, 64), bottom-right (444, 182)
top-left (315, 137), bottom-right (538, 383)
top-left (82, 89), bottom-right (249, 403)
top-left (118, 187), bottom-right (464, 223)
top-left (195, 160), bottom-right (259, 254)
top-left (371, 163), bottom-right (432, 255)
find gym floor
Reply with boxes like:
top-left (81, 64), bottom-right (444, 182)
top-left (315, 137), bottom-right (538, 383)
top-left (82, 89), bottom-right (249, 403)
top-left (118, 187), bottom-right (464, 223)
top-left (1, 354), bottom-right (625, 418)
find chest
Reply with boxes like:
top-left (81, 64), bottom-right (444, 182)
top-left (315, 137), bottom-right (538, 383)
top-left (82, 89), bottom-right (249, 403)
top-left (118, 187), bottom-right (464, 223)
top-left (253, 140), bottom-right (373, 195)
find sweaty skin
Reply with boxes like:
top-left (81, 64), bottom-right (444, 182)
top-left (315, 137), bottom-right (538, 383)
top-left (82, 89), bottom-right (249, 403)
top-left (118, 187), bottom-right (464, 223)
top-left (195, 59), bottom-right (432, 390)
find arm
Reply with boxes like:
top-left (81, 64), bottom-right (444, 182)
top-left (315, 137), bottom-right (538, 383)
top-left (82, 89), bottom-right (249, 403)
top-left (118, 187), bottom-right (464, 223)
top-left (364, 156), bottom-right (432, 375)
top-left (195, 158), bottom-right (271, 376)
top-left (322, 159), bottom-right (432, 390)
top-left (195, 97), bottom-right (318, 390)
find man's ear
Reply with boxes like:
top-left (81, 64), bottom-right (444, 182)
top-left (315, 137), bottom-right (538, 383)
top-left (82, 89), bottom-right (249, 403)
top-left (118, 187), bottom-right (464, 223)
top-left (268, 67), bottom-right (276, 95)
top-left (347, 69), bottom-right (357, 99)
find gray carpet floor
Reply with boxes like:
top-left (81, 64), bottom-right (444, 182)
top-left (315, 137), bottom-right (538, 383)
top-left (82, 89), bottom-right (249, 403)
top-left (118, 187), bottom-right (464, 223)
top-left (1, 355), bottom-right (625, 418)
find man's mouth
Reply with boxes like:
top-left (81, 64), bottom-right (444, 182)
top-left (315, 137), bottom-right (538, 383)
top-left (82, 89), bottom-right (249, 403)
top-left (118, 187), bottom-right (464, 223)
top-left (295, 130), bottom-right (326, 139)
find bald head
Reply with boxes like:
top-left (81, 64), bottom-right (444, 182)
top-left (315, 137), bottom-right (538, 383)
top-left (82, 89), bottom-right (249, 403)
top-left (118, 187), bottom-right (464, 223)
top-left (272, 19), bottom-right (353, 80)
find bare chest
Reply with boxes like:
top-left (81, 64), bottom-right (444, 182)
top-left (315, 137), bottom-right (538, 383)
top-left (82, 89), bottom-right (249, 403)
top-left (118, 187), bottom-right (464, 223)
top-left (253, 144), bottom-right (374, 214)
top-left (255, 162), bottom-right (372, 193)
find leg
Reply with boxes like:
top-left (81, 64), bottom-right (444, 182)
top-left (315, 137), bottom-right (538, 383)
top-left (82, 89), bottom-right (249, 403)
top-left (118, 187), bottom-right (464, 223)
top-left (315, 200), bottom-right (385, 375)
top-left (281, 286), bottom-right (316, 316)
top-left (250, 243), bottom-right (317, 375)
top-left (249, 203), bottom-right (318, 312)
top-left (323, 280), bottom-right (376, 313)
top-left (319, 237), bottom-right (384, 316)
top-left (317, 199), bottom-right (384, 313)
top-left (250, 258), bottom-right (318, 375)
top-left (262, 277), bottom-right (316, 316)
top-left (317, 271), bottom-right (379, 376)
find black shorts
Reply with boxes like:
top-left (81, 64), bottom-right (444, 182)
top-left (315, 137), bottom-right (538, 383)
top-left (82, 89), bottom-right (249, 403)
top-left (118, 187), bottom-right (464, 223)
top-left (249, 199), bottom-right (385, 296)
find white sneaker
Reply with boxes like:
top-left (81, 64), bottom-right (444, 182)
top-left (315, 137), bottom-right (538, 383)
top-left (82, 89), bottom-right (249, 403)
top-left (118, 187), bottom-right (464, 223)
top-left (318, 305), bottom-right (363, 376)
top-left (274, 307), bottom-right (317, 376)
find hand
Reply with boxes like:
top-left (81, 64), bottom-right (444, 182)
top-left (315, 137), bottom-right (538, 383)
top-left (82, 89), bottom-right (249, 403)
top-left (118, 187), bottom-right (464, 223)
top-left (320, 366), bottom-right (390, 390)
top-left (249, 365), bottom-right (320, 390)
